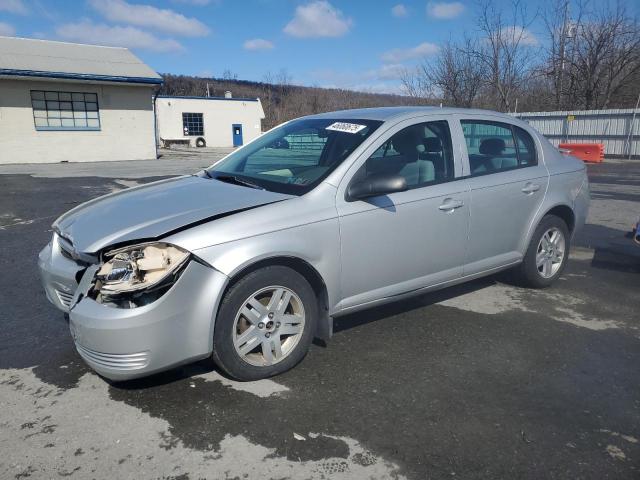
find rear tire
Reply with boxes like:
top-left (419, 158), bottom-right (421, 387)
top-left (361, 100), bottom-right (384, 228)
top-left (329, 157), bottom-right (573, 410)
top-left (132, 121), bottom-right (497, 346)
top-left (212, 266), bottom-right (317, 381)
top-left (515, 214), bottom-right (570, 288)
top-left (195, 137), bottom-right (206, 148)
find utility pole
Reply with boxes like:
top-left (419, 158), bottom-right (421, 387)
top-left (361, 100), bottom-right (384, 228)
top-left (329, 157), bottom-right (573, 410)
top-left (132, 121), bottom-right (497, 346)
top-left (206, 83), bottom-right (210, 98)
top-left (558, 0), bottom-right (569, 110)
top-left (626, 91), bottom-right (640, 160)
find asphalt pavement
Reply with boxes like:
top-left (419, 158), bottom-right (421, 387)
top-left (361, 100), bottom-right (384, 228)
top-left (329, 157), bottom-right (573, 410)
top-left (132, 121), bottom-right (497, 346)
top-left (0, 156), bottom-right (638, 480)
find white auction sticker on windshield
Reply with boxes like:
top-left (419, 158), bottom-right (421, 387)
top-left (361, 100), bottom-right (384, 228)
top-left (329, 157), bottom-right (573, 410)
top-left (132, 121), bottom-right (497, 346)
top-left (325, 122), bottom-right (367, 134)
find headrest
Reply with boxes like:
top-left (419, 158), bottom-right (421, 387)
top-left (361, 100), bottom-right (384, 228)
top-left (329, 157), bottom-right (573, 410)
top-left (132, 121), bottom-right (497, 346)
top-left (423, 137), bottom-right (442, 153)
top-left (392, 129), bottom-right (420, 156)
top-left (479, 138), bottom-right (505, 155)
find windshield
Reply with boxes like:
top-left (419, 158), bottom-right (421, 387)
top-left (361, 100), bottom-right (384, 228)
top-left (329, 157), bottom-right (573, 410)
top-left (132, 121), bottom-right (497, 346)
top-left (207, 118), bottom-right (383, 195)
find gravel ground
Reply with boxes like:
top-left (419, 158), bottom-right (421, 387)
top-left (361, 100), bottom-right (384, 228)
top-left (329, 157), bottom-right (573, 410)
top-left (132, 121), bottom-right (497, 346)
top-left (0, 156), bottom-right (638, 480)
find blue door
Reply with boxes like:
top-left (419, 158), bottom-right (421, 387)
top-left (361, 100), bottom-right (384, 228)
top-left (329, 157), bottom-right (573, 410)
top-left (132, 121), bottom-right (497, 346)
top-left (232, 124), bottom-right (243, 146)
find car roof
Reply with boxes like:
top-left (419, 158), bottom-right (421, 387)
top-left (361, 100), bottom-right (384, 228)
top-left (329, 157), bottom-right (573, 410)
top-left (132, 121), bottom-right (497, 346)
top-left (304, 106), bottom-right (517, 123)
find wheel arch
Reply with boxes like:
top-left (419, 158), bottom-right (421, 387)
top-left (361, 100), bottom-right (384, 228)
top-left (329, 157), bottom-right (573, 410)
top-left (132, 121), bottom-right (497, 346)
top-left (217, 255), bottom-right (332, 341)
top-left (544, 204), bottom-right (576, 234)
top-left (520, 201), bottom-right (576, 255)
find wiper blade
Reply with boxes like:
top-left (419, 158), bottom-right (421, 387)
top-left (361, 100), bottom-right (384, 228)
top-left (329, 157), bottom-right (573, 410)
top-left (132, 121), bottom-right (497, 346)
top-left (214, 174), bottom-right (264, 190)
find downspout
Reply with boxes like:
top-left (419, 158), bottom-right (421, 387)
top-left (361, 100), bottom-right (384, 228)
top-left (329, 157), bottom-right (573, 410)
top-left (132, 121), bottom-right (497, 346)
top-left (153, 87), bottom-right (160, 158)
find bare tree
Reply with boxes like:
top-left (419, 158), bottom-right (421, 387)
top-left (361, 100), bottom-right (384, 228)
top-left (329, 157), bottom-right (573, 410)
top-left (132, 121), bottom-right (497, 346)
top-left (221, 69), bottom-right (238, 81)
top-left (401, 0), bottom-right (538, 111)
top-left (543, 0), bottom-right (640, 110)
top-left (428, 39), bottom-right (485, 107)
top-left (569, 3), bottom-right (640, 109)
top-left (400, 65), bottom-right (429, 99)
top-left (470, 0), bottom-right (538, 111)
top-left (543, 0), bottom-right (581, 109)
top-left (401, 39), bottom-right (484, 107)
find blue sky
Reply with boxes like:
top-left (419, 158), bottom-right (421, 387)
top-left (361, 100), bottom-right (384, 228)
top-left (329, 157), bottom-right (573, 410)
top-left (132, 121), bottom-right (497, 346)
top-left (0, 0), bottom-right (637, 93)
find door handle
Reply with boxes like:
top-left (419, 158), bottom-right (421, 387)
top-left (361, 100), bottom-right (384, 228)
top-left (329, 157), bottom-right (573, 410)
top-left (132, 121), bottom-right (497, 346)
top-left (522, 183), bottom-right (541, 194)
top-left (439, 198), bottom-right (464, 212)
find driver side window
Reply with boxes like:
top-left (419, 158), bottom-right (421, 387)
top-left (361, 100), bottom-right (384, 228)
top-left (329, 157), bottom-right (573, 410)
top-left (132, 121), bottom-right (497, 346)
top-left (356, 120), bottom-right (455, 189)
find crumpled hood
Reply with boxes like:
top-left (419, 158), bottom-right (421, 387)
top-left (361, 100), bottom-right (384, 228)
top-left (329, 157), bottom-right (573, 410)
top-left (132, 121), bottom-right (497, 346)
top-left (53, 175), bottom-right (293, 253)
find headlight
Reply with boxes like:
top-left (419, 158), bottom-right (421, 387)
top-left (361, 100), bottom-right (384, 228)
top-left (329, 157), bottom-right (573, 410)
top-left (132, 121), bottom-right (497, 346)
top-left (96, 242), bottom-right (189, 295)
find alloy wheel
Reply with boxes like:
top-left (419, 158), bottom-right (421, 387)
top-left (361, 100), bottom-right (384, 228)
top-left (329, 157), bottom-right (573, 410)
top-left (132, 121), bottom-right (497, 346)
top-left (232, 286), bottom-right (305, 366)
top-left (536, 227), bottom-right (566, 278)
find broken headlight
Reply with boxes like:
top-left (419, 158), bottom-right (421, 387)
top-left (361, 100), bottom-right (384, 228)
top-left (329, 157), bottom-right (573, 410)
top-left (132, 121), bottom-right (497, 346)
top-left (94, 243), bottom-right (189, 304)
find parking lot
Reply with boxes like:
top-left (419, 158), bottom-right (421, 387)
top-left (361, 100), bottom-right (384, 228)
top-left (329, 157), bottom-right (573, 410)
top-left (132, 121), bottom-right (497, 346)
top-left (0, 154), bottom-right (639, 479)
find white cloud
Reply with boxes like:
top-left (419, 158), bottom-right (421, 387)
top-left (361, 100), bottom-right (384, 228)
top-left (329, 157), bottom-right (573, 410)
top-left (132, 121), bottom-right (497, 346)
top-left (426, 1), bottom-right (465, 19)
top-left (0, 21), bottom-right (16, 36)
top-left (172, 0), bottom-right (213, 5)
top-left (88, 0), bottom-right (210, 37)
top-left (391, 4), bottom-right (408, 18)
top-left (381, 42), bottom-right (438, 62)
top-left (502, 25), bottom-right (539, 46)
top-left (310, 67), bottom-right (405, 94)
top-left (0, 0), bottom-right (27, 15)
top-left (56, 21), bottom-right (184, 52)
top-left (284, 1), bottom-right (352, 38)
top-left (243, 38), bottom-right (274, 50)
top-left (372, 64), bottom-right (406, 80)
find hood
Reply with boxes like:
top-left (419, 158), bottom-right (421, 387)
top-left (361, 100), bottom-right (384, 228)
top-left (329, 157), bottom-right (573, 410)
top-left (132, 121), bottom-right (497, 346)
top-left (54, 175), bottom-right (293, 253)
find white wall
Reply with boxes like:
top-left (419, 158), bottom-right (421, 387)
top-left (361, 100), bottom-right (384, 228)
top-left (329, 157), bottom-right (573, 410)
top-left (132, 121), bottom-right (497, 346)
top-left (155, 97), bottom-right (264, 148)
top-left (0, 78), bottom-right (157, 164)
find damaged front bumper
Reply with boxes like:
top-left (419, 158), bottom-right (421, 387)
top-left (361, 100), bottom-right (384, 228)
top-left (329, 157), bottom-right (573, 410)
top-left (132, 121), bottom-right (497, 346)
top-left (38, 234), bottom-right (85, 312)
top-left (38, 237), bottom-right (229, 381)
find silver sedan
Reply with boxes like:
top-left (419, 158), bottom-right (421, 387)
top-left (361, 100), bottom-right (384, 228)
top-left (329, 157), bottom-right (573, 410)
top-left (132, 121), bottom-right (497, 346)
top-left (38, 107), bottom-right (590, 381)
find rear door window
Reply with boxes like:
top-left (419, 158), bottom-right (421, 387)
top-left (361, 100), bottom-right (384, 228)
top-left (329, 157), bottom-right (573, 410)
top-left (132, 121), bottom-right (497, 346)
top-left (461, 120), bottom-right (537, 175)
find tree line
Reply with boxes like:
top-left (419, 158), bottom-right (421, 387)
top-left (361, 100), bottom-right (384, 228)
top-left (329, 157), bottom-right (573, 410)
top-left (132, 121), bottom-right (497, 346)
top-left (159, 71), bottom-right (427, 131)
top-left (401, 0), bottom-right (640, 112)
top-left (159, 0), bottom-right (639, 128)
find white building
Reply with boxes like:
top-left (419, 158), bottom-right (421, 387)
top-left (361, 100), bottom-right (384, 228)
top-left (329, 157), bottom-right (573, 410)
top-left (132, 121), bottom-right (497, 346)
top-left (0, 36), bottom-right (161, 164)
top-left (155, 95), bottom-right (265, 148)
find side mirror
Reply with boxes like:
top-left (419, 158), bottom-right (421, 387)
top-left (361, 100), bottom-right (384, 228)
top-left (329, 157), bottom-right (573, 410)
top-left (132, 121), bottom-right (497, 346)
top-left (347, 174), bottom-right (408, 201)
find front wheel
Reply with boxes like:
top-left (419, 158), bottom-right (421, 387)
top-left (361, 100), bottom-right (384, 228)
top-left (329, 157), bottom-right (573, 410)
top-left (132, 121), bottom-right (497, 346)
top-left (515, 214), bottom-right (570, 288)
top-left (212, 266), bottom-right (317, 381)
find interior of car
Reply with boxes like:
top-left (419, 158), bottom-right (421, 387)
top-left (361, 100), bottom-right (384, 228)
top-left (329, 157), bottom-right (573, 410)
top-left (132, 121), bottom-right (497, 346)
top-left (362, 120), bottom-right (453, 188)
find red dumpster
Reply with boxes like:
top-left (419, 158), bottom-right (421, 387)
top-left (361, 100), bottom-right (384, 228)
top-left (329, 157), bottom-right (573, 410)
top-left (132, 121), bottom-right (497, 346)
top-left (558, 143), bottom-right (605, 163)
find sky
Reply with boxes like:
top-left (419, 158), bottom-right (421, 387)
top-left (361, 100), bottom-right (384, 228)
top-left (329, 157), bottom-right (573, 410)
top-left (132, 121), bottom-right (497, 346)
top-left (0, 0), bottom-right (637, 94)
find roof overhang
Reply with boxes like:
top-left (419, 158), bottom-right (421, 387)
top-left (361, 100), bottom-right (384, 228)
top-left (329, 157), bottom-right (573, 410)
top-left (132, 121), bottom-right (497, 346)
top-left (0, 68), bottom-right (162, 85)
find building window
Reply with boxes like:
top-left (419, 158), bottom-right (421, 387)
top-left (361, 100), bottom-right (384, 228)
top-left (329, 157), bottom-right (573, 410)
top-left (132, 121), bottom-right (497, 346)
top-left (182, 112), bottom-right (204, 136)
top-left (31, 90), bottom-right (100, 131)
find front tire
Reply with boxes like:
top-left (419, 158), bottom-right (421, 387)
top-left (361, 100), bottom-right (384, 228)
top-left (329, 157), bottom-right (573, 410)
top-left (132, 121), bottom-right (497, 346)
top-left (212, 266), bottom-right (317, 381)
top-left (515, 214), bottom-right (570, 288)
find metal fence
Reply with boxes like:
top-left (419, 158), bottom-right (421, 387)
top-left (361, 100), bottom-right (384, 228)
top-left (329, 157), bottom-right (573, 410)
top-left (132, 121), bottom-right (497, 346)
top-left (512, 108), bottom-right (640, 158)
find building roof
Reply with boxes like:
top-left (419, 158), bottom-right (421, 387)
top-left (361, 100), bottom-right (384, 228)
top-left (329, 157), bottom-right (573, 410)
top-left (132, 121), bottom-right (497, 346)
top-left (0, 36), bottom-right (162, 85)
top-left (158, 95), bottom-right (260, 102)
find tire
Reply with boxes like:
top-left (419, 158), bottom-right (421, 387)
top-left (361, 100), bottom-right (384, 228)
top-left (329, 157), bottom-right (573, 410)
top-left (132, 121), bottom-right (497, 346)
top-left (515, 214), bottom-right (570, 288)
top-left (212, 266), bottom-right (317, 381)
top-left (195, 137), bottom-right (206, 148)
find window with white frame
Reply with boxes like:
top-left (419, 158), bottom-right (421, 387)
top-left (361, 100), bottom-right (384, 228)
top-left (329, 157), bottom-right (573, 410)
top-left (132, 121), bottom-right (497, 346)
top-left (30, 90), bottom-right (100, 130)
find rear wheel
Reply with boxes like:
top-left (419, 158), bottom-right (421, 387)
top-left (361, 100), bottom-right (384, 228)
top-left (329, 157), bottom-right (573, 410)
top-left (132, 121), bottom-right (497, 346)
top-left (195, 137), bottom-right (206, 147)
top-left (212, 266), bottom-right (317, 381)
top-left (515, 215), bottom-right (570, 288)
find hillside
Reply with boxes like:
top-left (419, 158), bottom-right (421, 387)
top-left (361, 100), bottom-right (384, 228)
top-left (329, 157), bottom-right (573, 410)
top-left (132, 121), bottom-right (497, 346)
top-left (159, 74), bottom-right (429, 130)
